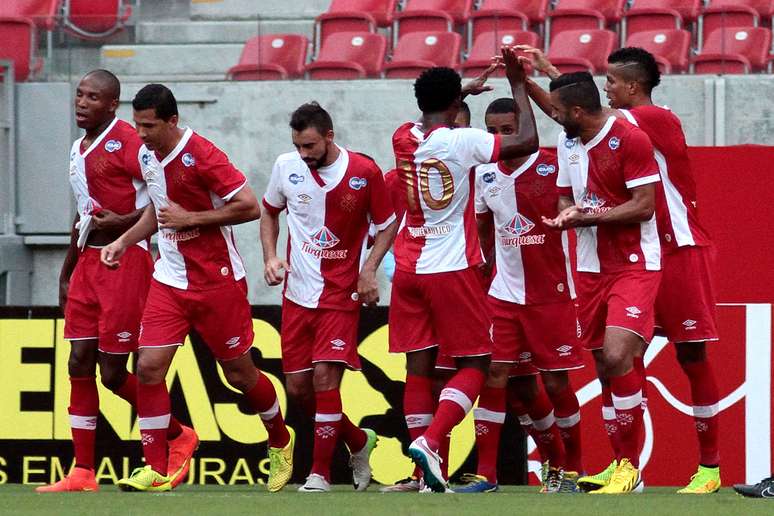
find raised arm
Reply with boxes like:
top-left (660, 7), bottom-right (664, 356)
top-left (498, 46), bottom-right (539, 160)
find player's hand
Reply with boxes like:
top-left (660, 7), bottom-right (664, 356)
top-left (514, 45), bottom-right (559, 78)
top-left (158, 201), bottom-right (196, 230)
top-left (58, 279), bottom-right (69, 313)
top-left (542, 206), bottom-right (577, 229)
top-left (264, 257), bottom-right (289, 286)
top-left (91, 209), bottom-right (125, 230)
top-left (461, 59), bottom-right (500, 97)
top-left (502, 45), bottom-right (527, 85)
top-left (101, 241), bottom-right (127, 269)
top-left (357, 267), bottom-right (380, 307)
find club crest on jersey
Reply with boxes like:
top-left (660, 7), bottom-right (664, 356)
top-left (349, 177), bottom-right (367, 190)
top-left (482, 171), bottom-right (496, 183)
top-left (536, 163), bottom-right (556, 176)
top-left (608, 136), bottom-right (620, 150)
top-left (289, 173), bottom-right (304, 185)
top-left (311, 227), bottom-right (340, 249)
top-left (500, 213), bottom-right (545, 247)
top-left (181, 153), bottom-right (196, 167)
top-left (104, 139), bottom-right (122, 152)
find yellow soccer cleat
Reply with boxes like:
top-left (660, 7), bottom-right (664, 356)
top-left (677, 465), bottom-right (721, 494)
top-left (589, 459), bottom-right (641, 494)
top-left (267, 427), bottom-right (295, 492)
top-left (117, 465), bottom-right (172, 492)
top-left (578, 459), bottom-right (617, 492)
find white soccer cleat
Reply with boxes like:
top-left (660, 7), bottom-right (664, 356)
top-left (349, 428), bottom-right (378, 491)
top-left (298, 473), bottom-right (331, 493)
top-left (408, 436), bottom-right (447, 493)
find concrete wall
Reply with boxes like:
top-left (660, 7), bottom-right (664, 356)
top-left (20, 75), bottom-right (774, 305)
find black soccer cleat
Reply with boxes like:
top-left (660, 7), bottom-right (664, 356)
top-left (733, 476), bottom-right (774, 498)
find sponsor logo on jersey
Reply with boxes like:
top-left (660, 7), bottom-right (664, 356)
top-left (581, 191), bottom-right (610, 214)
top-left (330, 339), bottom-right (345, 351)
top-left (297, 193), bottom-right (312, 204)
top-left (311, 226), bottom-right (340, 249)
top-left (117, 331), bottom-right (132, 342)
top-left (104, 139), bottom-right (122, 152)
top-left (225, 336), bottom-right (241, 349)
top-left (483, 171), bottom-right (496, 183)
top-left (536, 163), bottom-right (556, 176)
top-left (626, 306), bottom-right (642, 318)
top-left (302, 227), bottom-right (348, 259)
top-left (608, 136), bottom-right (620, 150)
top-left (289, 173), bottom-right (304, 185)
top-left (564, 138), bottom-right (576, 149)
top-left (141, 153), bottom-right (152, 166)
top-left (349, 177), bottom-right (367, 190)
top-left (162, 227), bottom-right (200, 242)
top-left (682, 319), bottom-right (697, 330)
top-left (181, 153), bottom-right (196, 167)
top-left (500, 213), bottom-right (545, 247)
top-left (407, 224), bottom-right (452, 238)
top-left (556, 345), bottom-right (573, 356)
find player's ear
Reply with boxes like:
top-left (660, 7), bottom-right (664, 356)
top-left (168, 114), bottom-right (179, 127)
top-left (108, 97), bottom-right (119, 114)
top-left (325, 129), bottom-right (335, 143)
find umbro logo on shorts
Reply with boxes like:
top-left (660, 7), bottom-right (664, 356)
top-left (225, 336), bottom-right (241, 349)
top-left (117, 331), bottom-right (132, 342)
top-left (331, 339), bottom-right (345, 350)
top-left (626, 306), bottom-right (641, 318)
top-left (682, 319), bottom-right (698, 330)
top-left (556, 345), bottom-right (573, 356)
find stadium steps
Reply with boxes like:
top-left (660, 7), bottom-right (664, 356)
top-left (190, 0), bottom-right (330, 21)
top-left (100, 43), bottom-right (244, 80)
top-left (136, 20), bottom-right (314, 44)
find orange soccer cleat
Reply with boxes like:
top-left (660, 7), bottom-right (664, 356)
top-left (35, 466), bottom-right (99, 493)
top-left (167, 425), bottom-right (199, 488)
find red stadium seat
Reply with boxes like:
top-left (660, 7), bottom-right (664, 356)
top-left (623, 0), bottom-right (701, 40)
top-left (461, 30), bottom-right (540, 77)
top-left (468, 0), bottom-right (535, 47)
top-left (700, 1), bottom-right (771, 48)
top-left (226, 34), bottom-right (309, 80)
top-left (546, 29), bottom-right (617, 74)
top-left (383, 31), bottom-right (462, 78)
top-left (692, 26), bottom-right (772, 74)
top-left (624, 29), bottom-right (691, 73)
top-left (0, 17), bottom-right (42, 82)
top-left (315, 0), bottom-right (398, 49)
top-left (0, 0), bottom-right (60, 30)
top-left (393, 0), bottom-right (473, 43)
top-left (306, 31), bottom-right (387, 79)
top-left (546, 0), bottom-right (626, 45)
top-left (472, 0), bottom-right (551, 25)
top-left (62, 0), bottom-right (131, 40)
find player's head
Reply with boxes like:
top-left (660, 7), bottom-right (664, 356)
top-left (549, 72), bottom-right (601, 139)
top-left (74, 69), bottom-right (120, 131)
top-left (132, 84), bottom-right (178, 151)
top-left (485, 97), bottom-right (518, 136)
top-left (290, 102), bottom-right (335, 169)
top-left (605, 47), bottom-right (661, 108)
top-left (453, 101), bottom-right (471, 128)
top-left (414, 67), bottom-right (462, 121)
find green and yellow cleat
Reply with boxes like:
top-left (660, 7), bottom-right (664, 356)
top-left (589, 459), bottom-right (642, 494)
top-left (117, 465), bottom-right (171, 492)
top-left (267, 426), bottom-right (295, 492)
top-left (578, 459), bottom-right (617, 492)
top-left (677, 465), bottom-right (721, 494)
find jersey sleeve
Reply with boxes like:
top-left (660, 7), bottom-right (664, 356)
top-left (368, 163), bottom-right (396, 230)
top-left (262, 158), bottom-right (287, 214)
top-left (197, 143), bottom-right (248, 201)
top-left (384, 168), bottom-right (406, 222)
top-left (121, 134), bottom-right (145, 181)
top-left (473, 167), bottom-right (489, 214)
top-left (556, 132), bottom-right (572, 192)
top-left (452, 128), bottom-right (500, 167)
top-left (622, 128), bottom-right (660, 189)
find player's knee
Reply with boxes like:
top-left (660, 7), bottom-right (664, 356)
top-left (541, 372), bottom-right (569, 396)
top-left (602, 347), bottom-right (630, 376)
top-left (68, 348), bottom-right (96, 377)
top-left (223, 369), bottom-right (253, 393)
top-left (312, 365), bottom-right (342, 391)
top-left (487, 363), bottom-right (510, 386)
top-left (675, 341), bottom-right (706, 366)
top-left (99, 367), bottom-right (127, 392)
top-left (136, 356), bottom-right (166, 384)
top-left (509, 377), bottom-right (538, 404)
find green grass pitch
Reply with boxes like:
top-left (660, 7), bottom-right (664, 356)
top-left (2, 484), bottom-right (771, 516)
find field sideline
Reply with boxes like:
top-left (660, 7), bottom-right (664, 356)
top-left (2, 485), bottom-right (770, 516)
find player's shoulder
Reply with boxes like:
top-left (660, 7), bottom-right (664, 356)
top-left (392, 121), bottom-right (418, 143)
top-left (532, 149), bottom-right (558, 176)
top-left (474, 162), bottom-right (498, 177)
top-left (347, 149), bottom-right (381, 174)
top-left (274, 150), bottom-right (303, 168)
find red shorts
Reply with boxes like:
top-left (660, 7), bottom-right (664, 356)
top-left (389, 267), bottom-right (492, 358)
top-left (138, 278), bottom-right (254, 361)
top-left (489, 297), bottom-right (583, 373)
top-left (576, 270), bottom-right (661, 351)
top-left (280, 299), bottom-right (361, 374)
top-left (64, 245), bottom-right (152, 353)
top-left (655, 246), bottom-right (719, 343)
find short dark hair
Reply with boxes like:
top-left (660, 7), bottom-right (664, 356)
top-left (289, 102), bottom-right (333, 134)
top-left (549, 72), bottom-right (601, 113)
top-left (459, 101), bottom-right (471, 120)
top-left (485, 97), bottom-right (515, 116)
top-left (414, 67), bottom-right (461, 113)
top-left (608, 47), bottom-right (661, 94)
top-left (83, 69), bottom-right (120, 100)
top-left (132, 84), bottom-right (178, 121)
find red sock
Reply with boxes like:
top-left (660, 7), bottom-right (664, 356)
top-left (137, 382), bottom-right (171, 474)
top-left (424, 368), bottom-right (485, 450)
top-left (634, 356), bottom-right (648, 409)
top-left (404, 374), bottom-right (434, 477)
top-left (528, 389), bottom-right (565, 468)
top-left (682, 358), bottom-right (720, 466)
top-left (509, 397), bottom-right (545, 462)
top-left (69, 376), bottom-right (99, 470)
top-left (550, 385), bottom-right (583, 473)
top-left (245, 371), bottom-right (290, 449)
top-left (610, 369), bottom-right (644, 468)
top-left (473, 385), bottom-right (506, 483)
top-left (601, 384), bottom-right (622, 460)
top-left (340, 414), bottom-right (367, 453)
top-left (311, 389), bottom-right (343, 481)
top-left (113, 373), bottom-right (182, 440)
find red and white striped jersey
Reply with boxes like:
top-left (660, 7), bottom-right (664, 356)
top-left (391, 122), bottom-right (501, 274)
top-left (556, 117), bottom-right (661, 273)
top-left (263, 146), bottom-right (395, 311)
top-left (139, 128), bottom-right (247, 291)
top-left (619, 106), bottom-right (711, 252)
top-left (68, 118), bottom-right (149, 249)
top-left (475, 149), bottom-right (575, 305)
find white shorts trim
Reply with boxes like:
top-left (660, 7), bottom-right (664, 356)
top-left (67, 336), bottom-right (99, 341)
top-left (98, 349), bottom-right (131, 355)
top-left (284, 367), bottom-right (314, 375)
top-left (605, 325), bottom-right (649, 343)
top-left (137, 342), bottom-right (184, 349)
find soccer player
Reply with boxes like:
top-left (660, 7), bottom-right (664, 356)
top-left (520, 45), bottom-right (723, 494)
top-left (542, 72), bottom-right (662, 494)
top-left (36, 71), bottom-right (197, 493)
top-left (389, 47), bottom-right (539, 493)
top-left (456, 97), bottom-right (584, 494)
top-left (260, 102), bottom-right (397, 492)
top-left (101, 84), bottom-right (293, 493)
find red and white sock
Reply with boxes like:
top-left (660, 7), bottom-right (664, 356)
top-left (634, 356), bottom-right (648, 410)
top-left (311, 388), bottom-right (343, 481)
top-left (245, 371), bottom-right (290, 449)
top-left (473, 385), bottom-right (506, 483)
top-left (528, 390), bottom-right (565, 468)
top-left (69, 376), bottom-right (99, 471)
top-left (137, 381), bottom-right (171, 475)
top-left (112, 372), bottom-right (182, 440)
top-left (404, 374), bottom-right (435, 478)
top-left (551, 385), bottom-right (583, 473)
top-left (682, 358), bottom-right (720, 466)
top-left (340, 414), bottom-right (367, 453)
top-left (424, 368), bottom-right (485, 450)
top-left (610, 369), bottom-right (644, 468)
